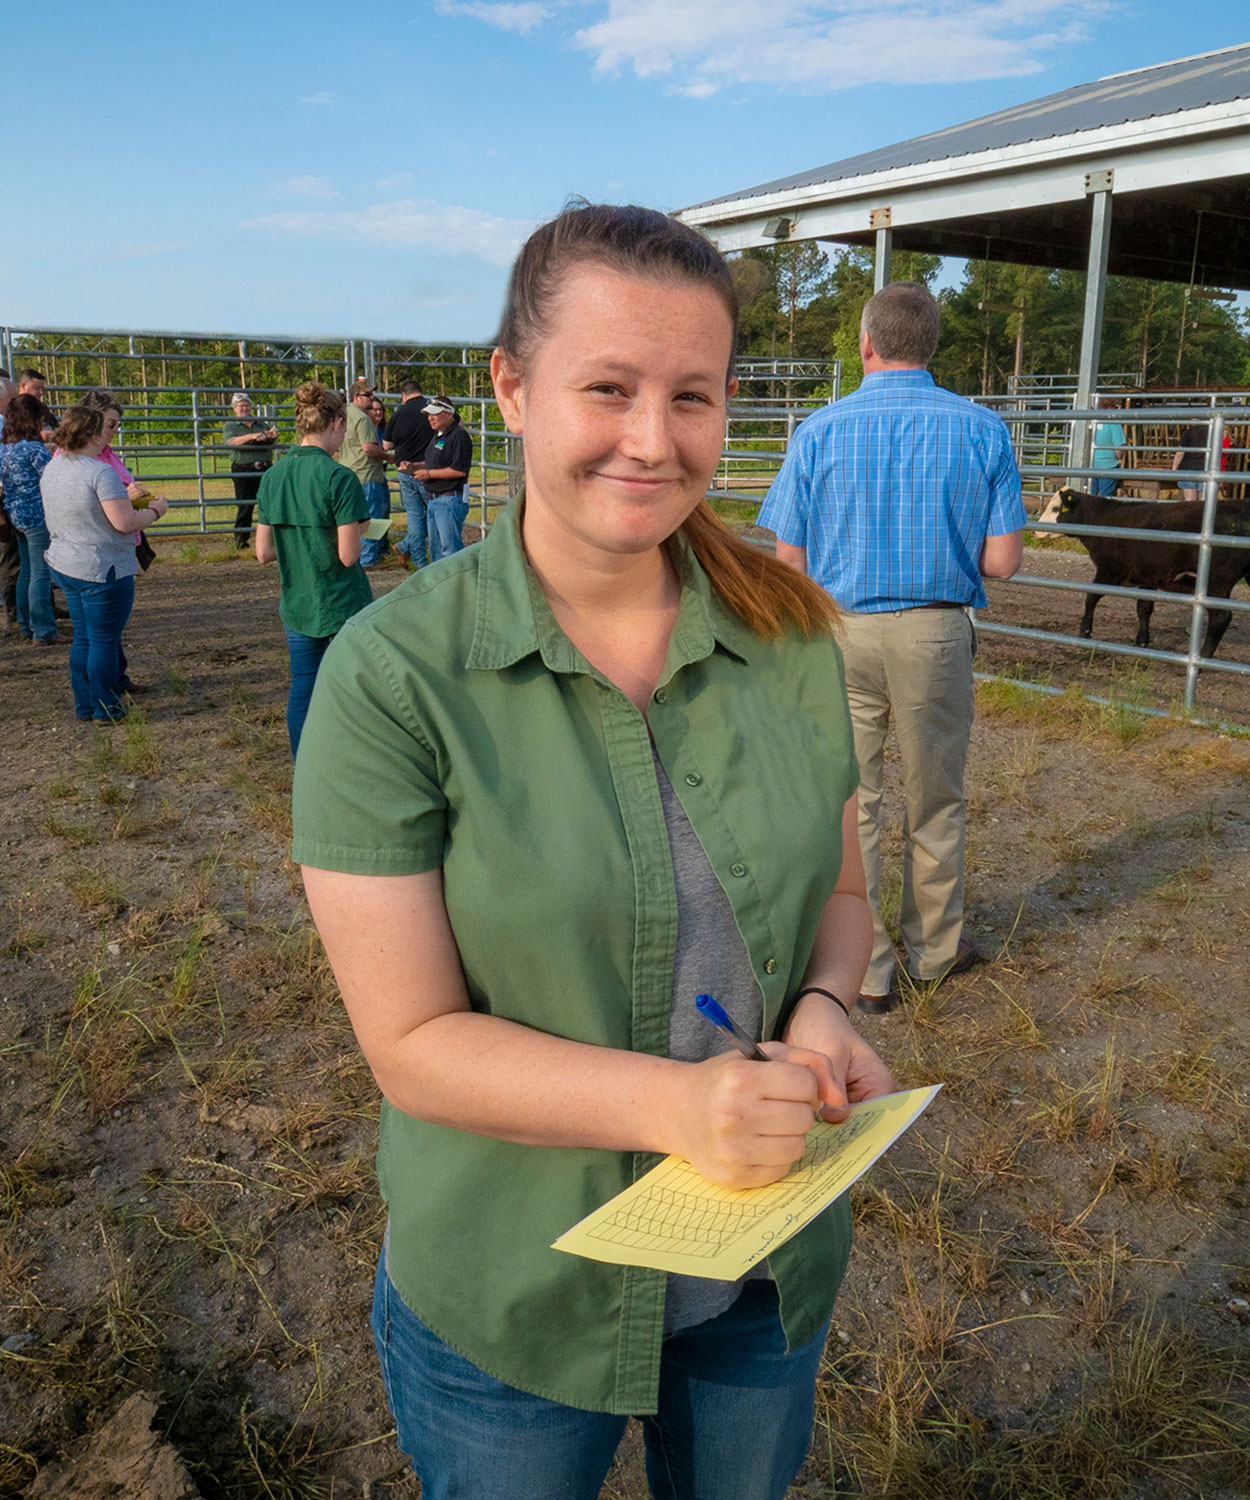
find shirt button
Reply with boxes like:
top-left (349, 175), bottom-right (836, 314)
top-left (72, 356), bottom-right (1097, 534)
top-left (730, 862), bottom-right (747, 877)
top-left (764, 958), bottom-right (777, 975)
top-left (653, 688), bottom-right (667, 704)
top-left (685, 773), bottom-right (702, 787)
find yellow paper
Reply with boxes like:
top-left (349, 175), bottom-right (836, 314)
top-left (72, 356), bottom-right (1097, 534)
top-left (365, 517), bottom-right (392, 540)
top-left (553, 1086), bottom-right (941, 1280)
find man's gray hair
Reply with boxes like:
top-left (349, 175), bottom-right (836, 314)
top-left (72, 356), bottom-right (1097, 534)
top-left (860, 281), bottom-right (940, 367)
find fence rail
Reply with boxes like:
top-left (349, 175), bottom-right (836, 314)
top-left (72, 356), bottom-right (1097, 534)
top-left (8, 321), bottom-right (1249, 716)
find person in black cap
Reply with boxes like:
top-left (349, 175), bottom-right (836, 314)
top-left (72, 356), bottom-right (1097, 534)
top-left (402, 396), bottom-right (473, 560)
top-left (385, 381), bottom-right (435, 569)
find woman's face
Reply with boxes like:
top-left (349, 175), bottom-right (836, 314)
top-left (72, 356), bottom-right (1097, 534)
top-left (83, 410), bottom-right (120, 458)
top-left (369, 401), bottom-right (384, 426)
top-left (492, 264), bottom-right (736, 562)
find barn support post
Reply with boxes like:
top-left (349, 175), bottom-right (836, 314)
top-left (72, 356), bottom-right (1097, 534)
top-left (1073, 173), bottom-right (1113, 479)
top-left (873, 224), bottom-right (893, 293)
top-left (1183, 411), bottom-right (1227, 710)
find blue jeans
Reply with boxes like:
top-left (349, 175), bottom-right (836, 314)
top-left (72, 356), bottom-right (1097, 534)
top-left (1089, 471), bottom-right (1120, 497)
top-left (371, 1260), bottom-right (829, 1500)
top-left (395, 472), bottom-right (430, 567)
top-left (49, 567), bottom-right (134, 721)
top-left (14, 523), bottom-right (56, 640)
top-left (428, 489), bottom-right (468, 562)
top-left (359, 480), bottom-right (391, 566)
top-left (283, 625), bottom-right (333, 759)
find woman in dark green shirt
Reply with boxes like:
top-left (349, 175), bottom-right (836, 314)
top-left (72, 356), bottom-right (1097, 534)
top-left (294, 205), bottom-right (895, 1499)
top-left (254, 383), bottom-right (371, 757)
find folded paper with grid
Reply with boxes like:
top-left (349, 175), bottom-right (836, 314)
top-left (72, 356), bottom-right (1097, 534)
top-left (553, 1086), bottom-right (941, 1280)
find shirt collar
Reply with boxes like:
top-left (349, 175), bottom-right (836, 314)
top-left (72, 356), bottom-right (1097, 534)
top-left (859, 368), bottom-right (936, 389)
top-left (466, 501), bottom-right (753, 675)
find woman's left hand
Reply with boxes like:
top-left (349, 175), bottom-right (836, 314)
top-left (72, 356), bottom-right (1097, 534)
top-left (782, 992), bottom-right (896, 1123)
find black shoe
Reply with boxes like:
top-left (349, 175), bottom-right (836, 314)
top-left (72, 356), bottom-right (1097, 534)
top-left (858, 991), bottom-right (900, 1015)
top-left (945, 938), bottom-right (981, 976)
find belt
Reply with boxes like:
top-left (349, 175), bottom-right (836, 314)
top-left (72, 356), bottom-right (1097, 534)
top-left (914, 601), bottom-right (967, 611)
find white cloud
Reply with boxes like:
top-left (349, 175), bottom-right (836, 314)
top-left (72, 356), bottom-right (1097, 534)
top-left (300, 90), bottom-right (335, 105)
top-left (119, 241), bottom-right (191, 258)
top-left (435, 1), bottom-right (554, 32)
top-left (273, 175), bottom-right (340, 199)
top-left (241, 198), bottom-right (532, 267)
top-left (375, 172), bottom-right (414, 191)
top-left (573, 0), bottom-right (1101, 94)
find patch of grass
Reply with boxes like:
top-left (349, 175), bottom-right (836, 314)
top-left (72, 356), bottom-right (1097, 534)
top-left (65, 869), bottom-right (129, 919)
top-left (165, 667), bottom-right (190, 695)
top-left (3, 899), bottom-right (50, 958)
top-left (120, 710), bottom-right (161, 778)
top-left (43, 816), bottom-right (98, 847)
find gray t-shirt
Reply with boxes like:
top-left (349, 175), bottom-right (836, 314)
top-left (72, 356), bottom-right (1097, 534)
top-left (42, 453), bottom-right (134, 583)
top-left (656, 750), bottom-right (771, 1338)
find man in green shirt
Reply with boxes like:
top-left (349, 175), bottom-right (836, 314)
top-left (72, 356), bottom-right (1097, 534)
top-left (223, 392), bottom-right (277, 550)
top-left (337, 379), bottom-right (389, 566)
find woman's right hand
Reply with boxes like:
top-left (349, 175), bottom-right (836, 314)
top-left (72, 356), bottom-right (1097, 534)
top-left (149, 495), bottom-right (169, 519)
top-left (126, 480), bottom-right (146, 501)
top-left (671, 1046), bottom-right (831, 1191)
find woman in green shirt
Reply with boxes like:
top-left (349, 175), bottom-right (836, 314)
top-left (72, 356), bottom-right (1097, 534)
top-left (294, 205), bottom-right (895, 1499)
top-left (254, 382), bottom-right (371, 757)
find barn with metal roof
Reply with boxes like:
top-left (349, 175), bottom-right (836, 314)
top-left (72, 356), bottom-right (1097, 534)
top-left (678, 45), bottom-right (1250, 413)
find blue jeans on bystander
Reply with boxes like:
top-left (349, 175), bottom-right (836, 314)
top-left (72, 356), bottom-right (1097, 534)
top-left (1089, 471), bottom-right (1120, 498)
top-left (371, 1258), bottom-right (829, 1500)
top-left (14, 523), bottom-right (57, 641)
top-left (49, 566), bottom-right (134, 721)
top-left (359, 480), bottom-right (391, 567)
top-left (394, 472), bottom-right (430, 568)
top-left (283, 625), bottom-right (333, 759)
top-left (428, 489), bottom-right (468, 562)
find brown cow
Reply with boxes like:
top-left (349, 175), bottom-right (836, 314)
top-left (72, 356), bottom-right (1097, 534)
top-left (1036, 487), bottom-right (1250, 657)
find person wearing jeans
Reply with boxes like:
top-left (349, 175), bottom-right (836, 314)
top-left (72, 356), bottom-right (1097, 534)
top-left (1, 394), bottom-right (59, 641)
top-left (292, 204), bottom-right (897, 1500)
top-left (404, 396), bottom-right (472, 562)
top-left (255, 382), bottom-right (372, 757)
top-left (338, 380), bottom-right (390, 567)
top-left (383, 382), bottom-right (435, 569)
top-left (41, 404), bottom-right (170, 721)
top-left (15, 523), bottom-right (58, 641)
top-left (48, 568), bottom-right (135, 720)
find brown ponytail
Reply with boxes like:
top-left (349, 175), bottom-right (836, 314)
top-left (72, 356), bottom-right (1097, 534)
top-left (678, 502), bottom-right (839, 639)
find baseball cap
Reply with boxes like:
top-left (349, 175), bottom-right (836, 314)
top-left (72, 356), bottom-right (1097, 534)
top-left (422, 397), bottom-right (456, 414)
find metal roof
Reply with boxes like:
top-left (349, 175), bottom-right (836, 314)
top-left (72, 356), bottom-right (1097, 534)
top-left (687, 45), bottom-right (1250, 211)
top-left (678, 46), bottom-right (1250, 289)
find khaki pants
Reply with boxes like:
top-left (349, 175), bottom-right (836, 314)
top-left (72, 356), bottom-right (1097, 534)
top-left (840, 608), bottom-right (976, 996)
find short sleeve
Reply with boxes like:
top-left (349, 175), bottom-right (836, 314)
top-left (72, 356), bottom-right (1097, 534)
top-left (292, 621), bottom-right (448, 875)
top-left (94, 463), bottom-right (127, 503)
top-left (447, 427), bottom-right (473, 473)
top-left (983, 420), bottom-right (1026, 537)
top-left (756, 430), bottom-right (812, 547)
top-left (330, 467), bottom-right (369, 524)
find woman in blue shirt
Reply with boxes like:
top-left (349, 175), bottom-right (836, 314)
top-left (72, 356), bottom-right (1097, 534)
top-left (0, 394), bottom-right (58, 642)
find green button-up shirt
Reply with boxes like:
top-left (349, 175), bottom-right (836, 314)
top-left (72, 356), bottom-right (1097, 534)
top-left (292, 502), bottom-right (859, 1414)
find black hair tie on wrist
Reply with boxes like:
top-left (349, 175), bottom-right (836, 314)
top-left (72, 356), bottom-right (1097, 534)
top-left (793, 986), bottom-right (850, 1019)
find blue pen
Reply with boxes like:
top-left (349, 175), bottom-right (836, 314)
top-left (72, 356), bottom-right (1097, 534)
top-left (695, 993), bottom-right (768, 1062)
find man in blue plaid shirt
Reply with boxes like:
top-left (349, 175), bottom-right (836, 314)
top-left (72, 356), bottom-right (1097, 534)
top-left (759, 282), bottom-right (1026, 1011)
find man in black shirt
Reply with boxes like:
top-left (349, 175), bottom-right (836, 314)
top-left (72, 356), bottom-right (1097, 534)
top-left (386, 381), bottom-right (436, 569)
top-left (404, 396), bottom-right (473, 562)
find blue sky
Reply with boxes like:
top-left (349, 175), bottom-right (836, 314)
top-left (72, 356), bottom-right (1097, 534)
top-left (1, 2), bottom-right (1244, 343)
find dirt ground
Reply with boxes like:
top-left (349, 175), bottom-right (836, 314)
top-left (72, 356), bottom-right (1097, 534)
top-left (2, 531), bottom-right (1248, 1499)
